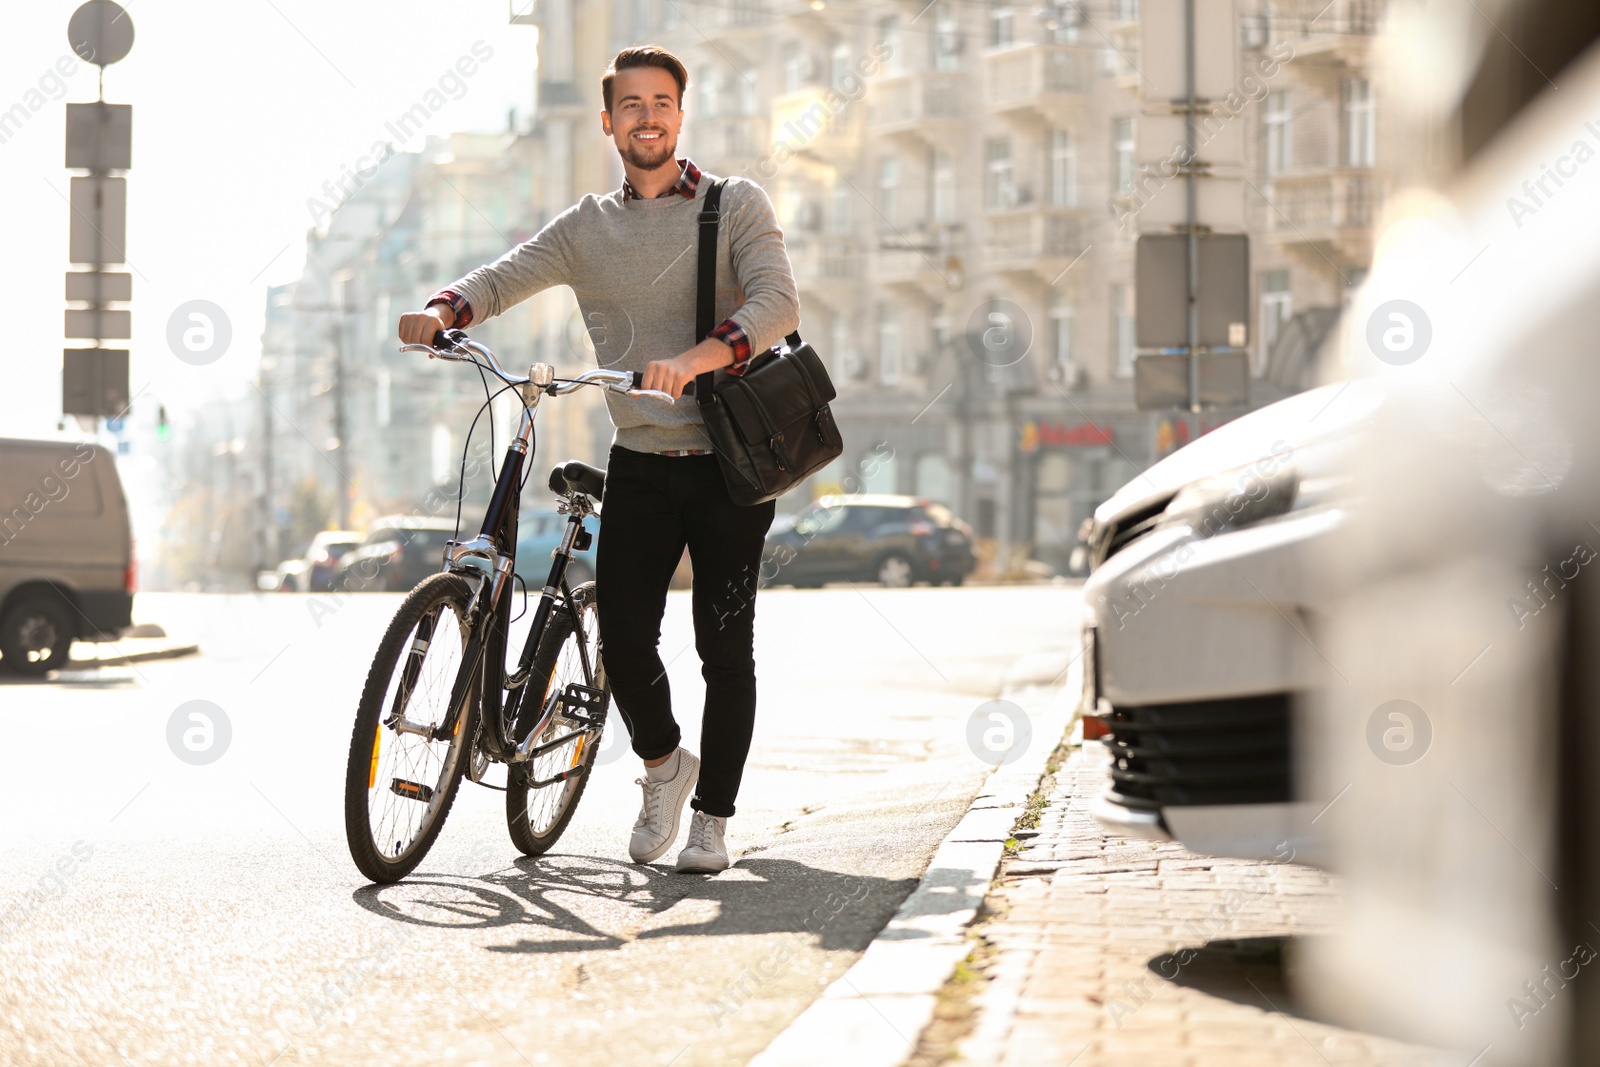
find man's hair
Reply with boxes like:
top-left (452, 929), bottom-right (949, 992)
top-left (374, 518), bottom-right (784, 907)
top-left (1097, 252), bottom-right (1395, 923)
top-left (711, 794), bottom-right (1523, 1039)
top-left (602, 45), bottom-right (689, 113)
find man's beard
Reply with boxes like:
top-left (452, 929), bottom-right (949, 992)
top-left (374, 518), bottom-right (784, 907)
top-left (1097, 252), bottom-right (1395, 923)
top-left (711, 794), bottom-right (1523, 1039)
top-left (619, 129), bottom-right (677, 171)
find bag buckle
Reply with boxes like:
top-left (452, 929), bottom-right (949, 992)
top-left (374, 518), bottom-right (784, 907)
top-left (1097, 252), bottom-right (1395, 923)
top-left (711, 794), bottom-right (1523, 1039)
top-left (768, 431), bottom-right (788, 473)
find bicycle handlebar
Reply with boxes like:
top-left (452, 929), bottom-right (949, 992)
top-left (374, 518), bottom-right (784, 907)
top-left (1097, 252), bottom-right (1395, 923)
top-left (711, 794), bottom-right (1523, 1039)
top-left (403, 328), bottom-right (689, 401)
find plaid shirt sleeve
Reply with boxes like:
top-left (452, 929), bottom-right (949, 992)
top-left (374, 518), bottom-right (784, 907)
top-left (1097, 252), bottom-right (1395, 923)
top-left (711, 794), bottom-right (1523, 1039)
top-left (424, 289), bottom-right (474, 330)
top-left (710, 318), bottom-right (753, 376)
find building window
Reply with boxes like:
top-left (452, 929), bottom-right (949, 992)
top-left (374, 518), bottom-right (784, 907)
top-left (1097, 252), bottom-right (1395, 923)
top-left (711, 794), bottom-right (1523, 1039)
top-left (700, 66), bottom-right (724, 120)
top-left (1264, 90), bottom-right (1292, 176)
top-left (831, 314), bottom-right (853, 380)
top-left (862, 449), bottom-right (899, 493)
top-left (934, 8), bottom-right (961, 71)
top-left (1116, 0), bottom-right (1139, 18)
top-left (879, 15), bottom-right (903, 75)
top-left (1259, 269), bottom-right (1291, 371)
top-left (737, 66), bottom-right (760, 116)
top-left (829, 183), bottom-right (853, 236)
top-left (879, 155), bottom-right (900, 224)
top-left (1113, 117), bottom-right (1135, 194)
top-left (662, 0), bottom-right (678, 29)
top-left (878, 305), bottom-right (902, 385)
top-left (989, 6), bottom-right (1014, 48)
top-left (1344, 76), bottom-right (1375, 167)
top-left (784, 48), bottom-right (807, 94)
top-left (1111, 283), bottom-right (1134, 377)
top-left (932, 150), bottom-right (957, 222)
top-left (1049, 130), bottom-right (1077, 206)
top-left (985, 137), bottom-right (1015, 209)
top-left (1050, 302), bottom-right (1074, 377)
top-left (915, 453), bottom-right (952, 502)
top-left (832, 41), bottom-right (852, 89)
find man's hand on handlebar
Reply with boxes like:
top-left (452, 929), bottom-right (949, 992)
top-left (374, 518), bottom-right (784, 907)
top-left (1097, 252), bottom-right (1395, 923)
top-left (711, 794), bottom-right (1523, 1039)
top-left (640, 337), bottom-right (735, 398)
top-left (398, 304), bottom-right (455, 346)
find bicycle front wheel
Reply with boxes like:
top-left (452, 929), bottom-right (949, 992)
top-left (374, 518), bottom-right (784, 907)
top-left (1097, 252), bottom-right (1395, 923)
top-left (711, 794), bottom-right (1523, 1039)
top-left (344, 572), bottom-right (480, 883)
top-left (506, 581), bottom-right (607, 856)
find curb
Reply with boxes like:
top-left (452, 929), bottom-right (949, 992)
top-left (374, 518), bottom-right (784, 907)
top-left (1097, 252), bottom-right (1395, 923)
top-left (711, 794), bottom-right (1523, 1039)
top-left (747, 646), bottom-right (1082, 1067)
top-left (68, 642), bottom-right (201, 668)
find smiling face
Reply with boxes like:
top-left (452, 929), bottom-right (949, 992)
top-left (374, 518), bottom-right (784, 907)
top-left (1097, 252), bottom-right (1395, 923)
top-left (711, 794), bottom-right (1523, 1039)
top-left (601, 66), bottom-right (684, 172)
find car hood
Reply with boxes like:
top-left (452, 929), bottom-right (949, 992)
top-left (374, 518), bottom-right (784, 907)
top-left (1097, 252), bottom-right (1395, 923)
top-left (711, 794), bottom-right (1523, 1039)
top-left (1094, 380), bottom-right (1385, 528)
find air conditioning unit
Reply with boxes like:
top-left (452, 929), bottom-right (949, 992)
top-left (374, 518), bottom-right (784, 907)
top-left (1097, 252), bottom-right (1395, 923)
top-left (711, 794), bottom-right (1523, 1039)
top-left (1048, 358), bottom-right (1087, 389)
top-left (1240, 16), bottom-right (1268, 50)
top-left (1015, 184), bottom-right (1034, 206)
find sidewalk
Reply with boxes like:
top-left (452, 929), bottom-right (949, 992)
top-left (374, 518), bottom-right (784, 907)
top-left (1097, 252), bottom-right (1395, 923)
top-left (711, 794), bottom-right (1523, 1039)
top-left (921, 742), bottom-right (1441, 1066)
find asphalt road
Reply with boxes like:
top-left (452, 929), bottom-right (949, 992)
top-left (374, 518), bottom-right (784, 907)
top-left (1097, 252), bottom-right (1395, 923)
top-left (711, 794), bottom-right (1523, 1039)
top-left (0, 584), bottom-right (1080, 1067)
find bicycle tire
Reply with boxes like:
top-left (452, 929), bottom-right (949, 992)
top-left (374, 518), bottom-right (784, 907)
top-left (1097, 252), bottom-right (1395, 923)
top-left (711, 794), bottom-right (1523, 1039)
top-left (344, 572), bottom-right (480, 883)
top-left (506, 581), bottom-right (607, 857)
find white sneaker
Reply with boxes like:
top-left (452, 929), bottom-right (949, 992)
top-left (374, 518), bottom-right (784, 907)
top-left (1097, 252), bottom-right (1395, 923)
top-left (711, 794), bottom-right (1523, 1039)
top-left (629, 749), bottom-right (699, 864)
top-left (676, 811), bottom-right (730, 873)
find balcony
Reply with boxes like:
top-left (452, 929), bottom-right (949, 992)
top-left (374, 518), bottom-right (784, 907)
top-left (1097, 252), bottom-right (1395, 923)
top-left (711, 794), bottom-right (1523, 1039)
top-left (984, 43), bottom-right (1091, 123)
top-left (769, 87), bottom-right (863, 166)
top-left (1263, 169), bottom-right (1382, 264)
top-left (688, 115), bottom-right (769, 175)
top-left (696, 0), bottom-right (768, 37)
top-left (1267, 0), bottom-right (1385, 66)
top-left (867, 72), bottom-right (963, 141)
top-left (787, 238), bottom-right (860, 302)
top-left (870, 225), bottom-right (964, 294)
top-left (983, 206), bottom-right (1088, 282)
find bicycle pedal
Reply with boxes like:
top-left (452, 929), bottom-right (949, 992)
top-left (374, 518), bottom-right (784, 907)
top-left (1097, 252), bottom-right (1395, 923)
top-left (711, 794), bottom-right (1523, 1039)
top-left (557, 683), bottom-right (607, 728)
top-left (390, 779), bottom-right (435, 804)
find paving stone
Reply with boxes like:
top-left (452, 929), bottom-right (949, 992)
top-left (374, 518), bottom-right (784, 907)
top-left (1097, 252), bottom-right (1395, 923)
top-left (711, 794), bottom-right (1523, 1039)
top-left (929, 744), bottom-right (1442, 1066)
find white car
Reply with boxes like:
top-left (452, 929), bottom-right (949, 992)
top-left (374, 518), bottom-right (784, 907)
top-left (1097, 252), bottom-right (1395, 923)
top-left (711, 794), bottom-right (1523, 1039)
top-left (1082, 380), bottom-right (1381, 862)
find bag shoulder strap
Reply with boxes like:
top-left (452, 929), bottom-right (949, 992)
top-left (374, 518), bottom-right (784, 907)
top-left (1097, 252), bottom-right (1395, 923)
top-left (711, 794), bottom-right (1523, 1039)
top-left (694, 179), bottom-right (726, 404)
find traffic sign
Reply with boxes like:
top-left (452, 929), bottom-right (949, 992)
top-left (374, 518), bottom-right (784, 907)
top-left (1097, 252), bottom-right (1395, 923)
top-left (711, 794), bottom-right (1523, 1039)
top-left (65, 103), bottom-right (132, 170)
top-left (1135, 234), bottom-right (1249, 348)
top-left (68, 1), bottom-right (135, 67)
top-left (63, 348), bottom-right (130, 417)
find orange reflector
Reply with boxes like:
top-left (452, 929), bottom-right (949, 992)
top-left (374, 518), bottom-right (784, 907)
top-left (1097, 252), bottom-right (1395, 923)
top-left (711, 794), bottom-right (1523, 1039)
top-left (571, 735), bottom-right (586, 767)
top-left (1082, 714), bottom-right (1112, 741)
top-left (368, 728), bottom-right (381, 789)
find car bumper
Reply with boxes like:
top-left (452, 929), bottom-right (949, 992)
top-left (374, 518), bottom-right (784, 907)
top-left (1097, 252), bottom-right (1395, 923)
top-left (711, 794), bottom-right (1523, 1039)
top-left (1082, 506), bottom-right (1344, 860)
top-left (77, 590), bottom-right (133, 639)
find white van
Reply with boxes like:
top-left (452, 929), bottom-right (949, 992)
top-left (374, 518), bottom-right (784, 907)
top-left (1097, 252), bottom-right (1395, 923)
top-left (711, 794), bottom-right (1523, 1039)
top-left (0, 438), bottom-right (134, 675)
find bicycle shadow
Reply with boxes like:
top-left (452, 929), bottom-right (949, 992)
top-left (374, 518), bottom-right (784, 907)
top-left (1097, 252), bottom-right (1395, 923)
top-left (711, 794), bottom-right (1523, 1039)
top-left (351, 853), bottom-right (918, 956)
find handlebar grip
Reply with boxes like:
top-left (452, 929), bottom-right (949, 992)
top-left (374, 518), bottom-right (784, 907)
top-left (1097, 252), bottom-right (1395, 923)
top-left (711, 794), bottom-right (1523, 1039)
top-left (628, 371), bottom-right (695, 397)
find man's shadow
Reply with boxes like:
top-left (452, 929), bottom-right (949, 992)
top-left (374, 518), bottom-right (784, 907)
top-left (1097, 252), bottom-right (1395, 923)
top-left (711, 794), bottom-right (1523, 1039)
top-left (352, 854), bottom-right (921, 955)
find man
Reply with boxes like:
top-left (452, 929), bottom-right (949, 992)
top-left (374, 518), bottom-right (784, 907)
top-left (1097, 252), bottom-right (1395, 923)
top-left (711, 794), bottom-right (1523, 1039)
top-left (397, 46), bottom-right (799, 875)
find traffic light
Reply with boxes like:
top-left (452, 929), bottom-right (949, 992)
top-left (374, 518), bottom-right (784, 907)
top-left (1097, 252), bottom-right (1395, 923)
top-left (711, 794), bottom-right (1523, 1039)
top-left (156, 404), bottom-right (170, 442)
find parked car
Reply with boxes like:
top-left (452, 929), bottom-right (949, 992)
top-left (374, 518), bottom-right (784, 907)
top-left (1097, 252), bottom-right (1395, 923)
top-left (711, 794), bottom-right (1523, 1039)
top-left (1291, 13), bottom-right (1600, 1060)
top-left (514, 508), bottom-right (597, 589)
top-left (1081, 380), bottom-right (1382, 862)
top-left (336, 517), bottom-right (459, 593)
top-left (0, 437), bottom-right (133, 675)
top-left (762, 495), bottom-right (975, 588)
top-left (265, 558), bottom-right (306, 592)
top-left (298, 530), bottom-right (361, 591)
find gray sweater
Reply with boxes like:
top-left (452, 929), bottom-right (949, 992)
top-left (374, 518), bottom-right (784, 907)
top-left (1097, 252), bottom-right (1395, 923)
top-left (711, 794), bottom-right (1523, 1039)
top-left (443, 172), bottom-right (800, 454)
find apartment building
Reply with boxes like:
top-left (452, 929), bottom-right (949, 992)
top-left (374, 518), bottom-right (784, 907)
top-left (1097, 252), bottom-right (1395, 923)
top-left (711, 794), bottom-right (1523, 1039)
top-left (256, 0), bottom-right (1388, 574)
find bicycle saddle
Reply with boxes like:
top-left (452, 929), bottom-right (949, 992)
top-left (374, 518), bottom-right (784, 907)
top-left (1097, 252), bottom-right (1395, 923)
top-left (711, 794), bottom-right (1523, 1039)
top-left (549, 460), bottom-right (607, 499)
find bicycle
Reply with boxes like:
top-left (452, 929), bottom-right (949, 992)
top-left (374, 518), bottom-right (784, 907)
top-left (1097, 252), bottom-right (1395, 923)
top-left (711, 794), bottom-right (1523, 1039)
top-left (342, 328), bottom-right (682, 884)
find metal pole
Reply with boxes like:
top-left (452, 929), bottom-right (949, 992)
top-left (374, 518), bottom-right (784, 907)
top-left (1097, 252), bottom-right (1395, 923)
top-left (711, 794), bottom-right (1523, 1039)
top-left (1184, 0), bottom-right (1201, 433)
top-left (333, 315), bottom-right (349, 530)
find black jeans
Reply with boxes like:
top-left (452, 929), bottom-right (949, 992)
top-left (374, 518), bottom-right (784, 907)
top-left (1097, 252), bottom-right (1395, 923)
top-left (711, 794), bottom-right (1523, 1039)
top-left (594, 445), bottom-right (776, 818)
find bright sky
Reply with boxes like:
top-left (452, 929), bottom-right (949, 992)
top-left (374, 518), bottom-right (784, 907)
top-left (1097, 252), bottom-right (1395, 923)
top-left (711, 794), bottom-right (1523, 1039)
top-left (0, 0), bottom-right (541, 438)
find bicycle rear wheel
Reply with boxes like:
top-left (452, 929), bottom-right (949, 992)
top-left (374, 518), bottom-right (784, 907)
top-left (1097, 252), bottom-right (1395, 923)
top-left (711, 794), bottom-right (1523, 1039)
top-left (344, 572), bottom-right (480, 883)
top-left (506, 581), bottom-right (607, 856)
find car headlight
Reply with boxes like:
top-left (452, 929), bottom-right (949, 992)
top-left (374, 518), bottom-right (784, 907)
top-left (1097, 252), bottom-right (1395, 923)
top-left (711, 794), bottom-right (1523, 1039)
top-left (1157, 464), bottom-right (1298, 536)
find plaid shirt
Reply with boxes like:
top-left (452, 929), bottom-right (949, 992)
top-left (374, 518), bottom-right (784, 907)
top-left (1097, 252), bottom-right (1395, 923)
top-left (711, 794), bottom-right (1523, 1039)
top-left (426, 157), bottom-right (752, 372)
